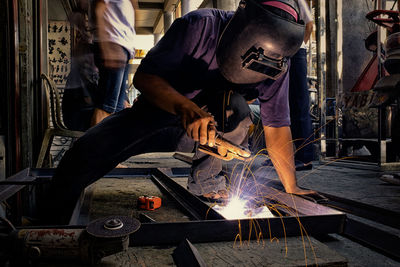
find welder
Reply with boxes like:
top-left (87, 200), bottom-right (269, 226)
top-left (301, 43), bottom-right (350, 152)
top-left (42, 0), bottom-right (315, 223)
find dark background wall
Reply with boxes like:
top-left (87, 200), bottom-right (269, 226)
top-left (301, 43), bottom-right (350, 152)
top-left (342, 1), bottom-right (375, 92)
top-left (341, 1), bottom-right (379, 139)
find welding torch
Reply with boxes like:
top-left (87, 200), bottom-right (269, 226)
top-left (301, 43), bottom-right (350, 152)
top-left (198, 134), bottom-right (252, 161)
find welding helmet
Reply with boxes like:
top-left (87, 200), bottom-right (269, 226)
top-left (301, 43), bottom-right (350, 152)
top-left (216, 0), bottom-right (305, 84)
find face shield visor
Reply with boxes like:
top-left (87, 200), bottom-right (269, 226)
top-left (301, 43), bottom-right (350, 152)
top-left (216, 0), bottom-right (305, 84)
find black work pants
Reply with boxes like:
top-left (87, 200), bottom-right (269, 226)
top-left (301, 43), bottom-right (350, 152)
top-left (44, 91), bottom-right (251, 224)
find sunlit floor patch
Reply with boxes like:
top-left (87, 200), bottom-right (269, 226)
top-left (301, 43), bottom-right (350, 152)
top-left (213, 196), bottom-right (275, 220)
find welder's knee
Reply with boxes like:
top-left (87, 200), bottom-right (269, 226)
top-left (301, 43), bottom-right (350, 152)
top-left (206, 91), bottom-right (251, 133)
top-left (221, 92), bottom-right (251, 133)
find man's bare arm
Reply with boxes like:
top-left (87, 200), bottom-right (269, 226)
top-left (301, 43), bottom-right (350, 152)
top-left (133, 72), bottom-right (216, 146)
top-left (304, 21), bottom-right (313, 44)
top-left (264, 126), bottom-right (314, 195)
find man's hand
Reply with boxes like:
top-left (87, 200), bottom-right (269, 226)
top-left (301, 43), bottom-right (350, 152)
top-left (286, 187), bottom-right (316, 195)
top-left (264, 126), bottom-right (316, 195)
top-left (133, 72), bottom-right (217, 147)
top-left (178, 103), bottom-right (216, 146)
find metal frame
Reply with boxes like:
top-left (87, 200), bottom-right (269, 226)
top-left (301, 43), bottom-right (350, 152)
top-left (0, 167), bottom-right (345, 243)
top-left (318, 191), bottom-right (400, 230)
top-left (3, 167), bottom-right (400, 260)
top-left (342, 217), bottom-right (400, 261)
top-left (151, 168), bottom-right (224, 220)
top-left (173, 238), bottom-right (207, 267)
top-left (316, 190), bottom-right (400, 261)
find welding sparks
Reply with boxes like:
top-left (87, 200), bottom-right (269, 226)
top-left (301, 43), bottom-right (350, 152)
top-left (213, 196), bottom-right (275, 220)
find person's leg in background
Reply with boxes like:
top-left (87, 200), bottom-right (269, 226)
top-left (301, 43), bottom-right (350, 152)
top-left (289, 48), bottom-right (314, 170)
top-left (115, 62), bottom-right (130, 111)
top-left (91, 42), bottom-right (130, 126)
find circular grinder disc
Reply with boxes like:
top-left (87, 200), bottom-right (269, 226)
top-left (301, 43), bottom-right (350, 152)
top-left (86, 215), bottom-right (141, 238)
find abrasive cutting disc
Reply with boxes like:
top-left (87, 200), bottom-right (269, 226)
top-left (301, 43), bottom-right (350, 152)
top-left (86, 215), bottom-right (140, 238)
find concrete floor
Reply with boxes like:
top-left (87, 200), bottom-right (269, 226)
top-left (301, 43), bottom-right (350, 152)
top-left (76, 153), bottom-right (400, 267)
top-left (296, 161), bottom-right (400, 267)
top-left (36, 152), bottom-right (400, 266)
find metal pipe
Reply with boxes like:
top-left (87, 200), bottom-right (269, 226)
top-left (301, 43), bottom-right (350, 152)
top-left (316, 0), bottom-right (327, 160)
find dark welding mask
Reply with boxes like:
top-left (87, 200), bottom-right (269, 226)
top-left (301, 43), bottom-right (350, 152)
top-left (216, 0), bottom-right (305, 84)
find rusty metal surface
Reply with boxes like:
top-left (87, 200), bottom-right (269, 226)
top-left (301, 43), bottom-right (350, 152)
top-left (18, 228), bottom-right (84, 260)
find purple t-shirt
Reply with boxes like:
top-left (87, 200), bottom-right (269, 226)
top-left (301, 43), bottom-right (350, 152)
top-left (137, 9), bottom-right (290, 127)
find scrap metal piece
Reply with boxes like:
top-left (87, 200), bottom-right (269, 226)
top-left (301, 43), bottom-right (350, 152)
top-left (172, 238), bottom-right (207, 267)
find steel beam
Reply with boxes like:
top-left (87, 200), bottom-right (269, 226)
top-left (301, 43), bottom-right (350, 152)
top-left (318, 191), bottom-right (400, 230)
top-left (129, 214), bottom-right (345, 246)
top-left (173, 238), bottom-right (207, 267)
top-left (151, 168), bottom-right (224, 220)
top-left (343, 217), bottom-right (400, 261)
top-left (28, 167), bottom-right (153, 178)
top-left (271, 180), bottom-right (400, 230)
top-left (1, 167), bottom-right (347, 252)
top-left (0, 168), bottom-right (154, 185)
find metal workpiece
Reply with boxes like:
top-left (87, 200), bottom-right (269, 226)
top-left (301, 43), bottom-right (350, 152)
top-left (1, 167), bottom-right (349, 263)
top-left (342, 217), bottom-right (400, 261)
top-left (173, 238), bottom-right (207, 267)
top-left (151, 168), bottom-right (225, 220)
top-left (313, 191), bottom-right (400, 261)
top-left (317, 191), bottom-right (400, 230)
top-left (129, 214), bottom-right (345, 246)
